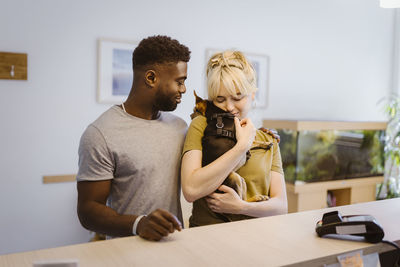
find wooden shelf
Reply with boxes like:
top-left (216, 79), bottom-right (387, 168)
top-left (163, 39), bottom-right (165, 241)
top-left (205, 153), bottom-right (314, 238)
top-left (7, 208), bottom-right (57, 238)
top-left (43, 174), bottom-right (76, 184)
top-left (286, 176), bottom-right (384, 212)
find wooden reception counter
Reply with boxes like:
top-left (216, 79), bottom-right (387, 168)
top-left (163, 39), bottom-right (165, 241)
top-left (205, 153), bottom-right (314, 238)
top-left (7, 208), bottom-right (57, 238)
top-left (1, 198), bottom-right (399, 267)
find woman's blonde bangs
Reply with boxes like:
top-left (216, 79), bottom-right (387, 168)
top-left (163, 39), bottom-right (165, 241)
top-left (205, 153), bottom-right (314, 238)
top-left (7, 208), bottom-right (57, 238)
top-left (206, 50), bottom-right (258, 100)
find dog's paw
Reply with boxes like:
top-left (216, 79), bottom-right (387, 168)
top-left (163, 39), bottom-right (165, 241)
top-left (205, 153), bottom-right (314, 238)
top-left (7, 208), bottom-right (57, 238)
top-left (224, 172), bottom-right (247, 200)
top-left (247, 195), bottom-right (270, 202)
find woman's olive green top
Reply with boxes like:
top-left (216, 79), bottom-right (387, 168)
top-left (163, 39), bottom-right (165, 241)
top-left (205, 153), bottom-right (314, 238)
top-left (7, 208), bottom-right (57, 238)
top-left (183, 115), bottom-right (284, 227)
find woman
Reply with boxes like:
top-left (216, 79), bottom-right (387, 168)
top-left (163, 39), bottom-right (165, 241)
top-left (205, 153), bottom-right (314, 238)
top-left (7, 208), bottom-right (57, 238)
top-left (181, 51), bottom-right (288, 227)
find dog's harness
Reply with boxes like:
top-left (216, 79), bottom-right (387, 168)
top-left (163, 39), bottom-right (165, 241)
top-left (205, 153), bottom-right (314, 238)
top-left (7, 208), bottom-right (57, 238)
top-left (210, 113), bottom-right (274, 154)
top-left (211, 113), bottom-right (236, 139)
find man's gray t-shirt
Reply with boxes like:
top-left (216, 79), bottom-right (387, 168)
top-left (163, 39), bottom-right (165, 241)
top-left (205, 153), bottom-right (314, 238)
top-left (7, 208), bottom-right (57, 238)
top-left (77, 106), bottom-right (187, 226)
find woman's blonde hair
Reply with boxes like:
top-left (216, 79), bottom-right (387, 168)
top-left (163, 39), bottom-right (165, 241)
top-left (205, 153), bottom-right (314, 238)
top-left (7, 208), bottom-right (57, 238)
top-left (206, 50), bottom-right (257, 100)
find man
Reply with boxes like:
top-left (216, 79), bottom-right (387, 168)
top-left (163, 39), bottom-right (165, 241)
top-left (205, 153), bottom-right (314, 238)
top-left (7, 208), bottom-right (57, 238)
top-left (77, 35), bottom-right (191, 241)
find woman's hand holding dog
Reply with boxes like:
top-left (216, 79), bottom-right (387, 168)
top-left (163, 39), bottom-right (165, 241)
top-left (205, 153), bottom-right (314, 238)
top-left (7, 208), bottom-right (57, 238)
top-left (234, 117), bottom-right (256, 153)
top-left (206, 185), bottom-right (244, 214)
top-left (136, 209), bottom-right (182, 241)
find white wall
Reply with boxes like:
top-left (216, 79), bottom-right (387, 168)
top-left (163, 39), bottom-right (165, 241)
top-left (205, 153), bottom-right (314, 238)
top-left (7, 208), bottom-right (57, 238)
top-left (391, 9), bottom-right (400, 95)
top-left (0, 0), bottom-right (395, 254)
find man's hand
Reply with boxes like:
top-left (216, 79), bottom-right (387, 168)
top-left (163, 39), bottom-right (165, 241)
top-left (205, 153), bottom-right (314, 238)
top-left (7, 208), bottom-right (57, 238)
top-left (136, 209), bottom-right (182, 241)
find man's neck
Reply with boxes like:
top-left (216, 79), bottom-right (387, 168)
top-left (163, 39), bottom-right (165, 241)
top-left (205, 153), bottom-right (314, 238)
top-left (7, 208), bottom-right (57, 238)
top-left (122, 95), bottom-right (160, 120)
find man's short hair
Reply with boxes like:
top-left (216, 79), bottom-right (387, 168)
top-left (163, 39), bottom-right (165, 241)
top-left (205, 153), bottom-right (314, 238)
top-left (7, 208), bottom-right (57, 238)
top-left (132, 35), bottom-right (191, 69)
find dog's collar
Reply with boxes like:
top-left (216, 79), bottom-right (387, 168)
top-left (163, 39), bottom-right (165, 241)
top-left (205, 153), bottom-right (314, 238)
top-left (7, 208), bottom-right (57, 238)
top-left (210, 113), bottom-right (236, 139)
top-left (210, 113), bottom-right (235, 120)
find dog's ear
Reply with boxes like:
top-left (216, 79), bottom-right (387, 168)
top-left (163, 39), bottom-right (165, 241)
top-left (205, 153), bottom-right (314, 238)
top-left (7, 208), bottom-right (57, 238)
top-left (190, 90), bottom-right (208, 119)
top-left (194, 90), bottom-right (204, 104)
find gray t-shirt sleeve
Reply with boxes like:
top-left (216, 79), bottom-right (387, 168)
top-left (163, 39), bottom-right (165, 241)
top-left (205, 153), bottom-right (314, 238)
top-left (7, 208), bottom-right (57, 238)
top-left (76, 125), bottom-right (114, 182)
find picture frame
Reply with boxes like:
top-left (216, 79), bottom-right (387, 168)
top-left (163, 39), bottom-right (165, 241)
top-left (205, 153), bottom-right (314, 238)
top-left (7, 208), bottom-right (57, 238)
top-left (97, 38), bottom-right (138, 104)
top-left (205, 49), bottom-right (270, 108)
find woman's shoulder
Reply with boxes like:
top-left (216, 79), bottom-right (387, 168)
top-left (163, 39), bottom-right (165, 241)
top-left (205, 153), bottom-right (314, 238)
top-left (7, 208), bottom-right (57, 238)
top-left (189, 115), bottom-right (207, 129)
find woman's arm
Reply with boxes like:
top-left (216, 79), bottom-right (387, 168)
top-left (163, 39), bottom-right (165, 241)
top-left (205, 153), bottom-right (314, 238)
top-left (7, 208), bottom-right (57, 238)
top-left (206, 171), bottom-right (288, 217)
top-left (181, 145), bottom-right (247, 202)
top-left (181, 117), bottom-right (256, 202)
top-left (241, 171), bottom-right (288, 217)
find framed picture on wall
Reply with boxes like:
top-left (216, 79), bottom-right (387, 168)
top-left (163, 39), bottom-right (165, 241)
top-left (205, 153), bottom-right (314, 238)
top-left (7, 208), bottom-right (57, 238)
top-left (97, 38), bottom-right (137, 103)
top-left (205, 49), bottom-right (270, 108)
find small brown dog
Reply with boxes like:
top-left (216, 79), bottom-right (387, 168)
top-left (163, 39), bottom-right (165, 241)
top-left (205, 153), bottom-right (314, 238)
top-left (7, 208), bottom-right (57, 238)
top-left (191, 91), bottom-right (273, 204)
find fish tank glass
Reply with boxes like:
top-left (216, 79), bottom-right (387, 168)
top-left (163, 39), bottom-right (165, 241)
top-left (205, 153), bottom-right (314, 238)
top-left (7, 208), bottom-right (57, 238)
top-left (263, 121), bottom-right (386, 184)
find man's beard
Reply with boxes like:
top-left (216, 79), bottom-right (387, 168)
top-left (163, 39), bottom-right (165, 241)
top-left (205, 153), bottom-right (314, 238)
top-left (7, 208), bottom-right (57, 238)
top-left (154, 91), bottom-right (178, 111)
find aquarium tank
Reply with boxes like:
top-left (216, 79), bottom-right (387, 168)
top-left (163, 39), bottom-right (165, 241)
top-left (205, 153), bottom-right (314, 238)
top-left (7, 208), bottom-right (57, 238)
top-left (264, 121), bottom-right (386, 184)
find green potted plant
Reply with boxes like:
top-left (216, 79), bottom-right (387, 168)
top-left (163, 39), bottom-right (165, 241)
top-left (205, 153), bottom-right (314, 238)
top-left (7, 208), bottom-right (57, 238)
top-left (377, 95), bottom-right (400, 199)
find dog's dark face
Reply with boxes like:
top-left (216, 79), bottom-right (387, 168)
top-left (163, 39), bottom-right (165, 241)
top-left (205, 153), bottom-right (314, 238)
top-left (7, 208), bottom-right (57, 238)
top-left (191, 91), bottom-right (238, 167)
top-left (201, 102), bottom-right (237, 167)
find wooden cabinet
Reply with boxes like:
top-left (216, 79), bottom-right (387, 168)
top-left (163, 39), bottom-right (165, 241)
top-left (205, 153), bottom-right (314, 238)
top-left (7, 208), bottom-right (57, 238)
top-left (263, 120), bottom-right (387, 212)
top-left (286, 176), bottom-right (383, 212)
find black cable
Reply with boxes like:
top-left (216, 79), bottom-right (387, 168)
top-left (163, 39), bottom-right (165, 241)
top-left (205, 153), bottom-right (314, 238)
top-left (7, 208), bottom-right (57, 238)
top-left (381, 239), bottom-right (400, 267)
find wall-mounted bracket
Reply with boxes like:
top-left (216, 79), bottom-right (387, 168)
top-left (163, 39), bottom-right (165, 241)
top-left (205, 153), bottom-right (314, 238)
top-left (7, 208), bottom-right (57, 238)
top-left (0, 52), bottom-right (27, 80)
